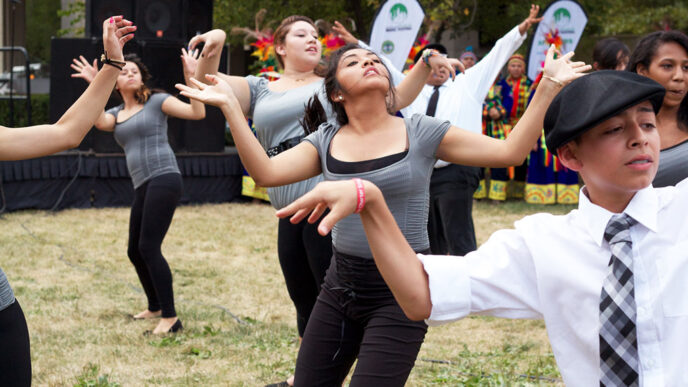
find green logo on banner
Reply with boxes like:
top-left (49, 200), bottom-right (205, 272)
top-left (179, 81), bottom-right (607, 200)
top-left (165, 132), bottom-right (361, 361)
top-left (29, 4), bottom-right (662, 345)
top-left (553, 8), bottom-right (571, 27)
top-left (390, 3), bottom-right (408, 22)
top-left (382, 40), bottom-right (395, 54)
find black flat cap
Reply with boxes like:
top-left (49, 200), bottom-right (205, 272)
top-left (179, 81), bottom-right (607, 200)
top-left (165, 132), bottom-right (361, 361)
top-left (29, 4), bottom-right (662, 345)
top-left (544, 70), bottom-right (665, 152)
top-left (413, 43), bottom-right (448, 64)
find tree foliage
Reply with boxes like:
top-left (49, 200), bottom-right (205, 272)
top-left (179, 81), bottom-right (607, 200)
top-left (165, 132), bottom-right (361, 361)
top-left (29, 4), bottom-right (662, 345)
top-left (25, 0), bottom-right (61, 63)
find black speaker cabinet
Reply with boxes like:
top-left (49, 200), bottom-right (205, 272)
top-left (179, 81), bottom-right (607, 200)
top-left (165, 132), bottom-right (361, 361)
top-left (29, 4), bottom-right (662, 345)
top-left (50, 37), bottom-right (228, 153)
top-left (85, 0), bottom-right (212, 42)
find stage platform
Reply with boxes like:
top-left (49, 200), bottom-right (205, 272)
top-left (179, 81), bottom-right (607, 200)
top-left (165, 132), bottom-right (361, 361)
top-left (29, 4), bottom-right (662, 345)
top-left (0, 148), bottom-right (244, 212)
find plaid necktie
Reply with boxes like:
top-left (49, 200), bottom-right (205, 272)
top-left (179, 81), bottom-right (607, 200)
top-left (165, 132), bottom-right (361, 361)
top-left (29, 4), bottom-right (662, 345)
top-left (600, 213), bottom-right (639, 387)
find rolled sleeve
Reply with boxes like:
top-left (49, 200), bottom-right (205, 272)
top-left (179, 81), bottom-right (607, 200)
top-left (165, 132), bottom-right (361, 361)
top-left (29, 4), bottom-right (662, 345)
top-left (418, 226), bottom-right (542, 327)
top-left (418, 253), bottom-right (472, 326)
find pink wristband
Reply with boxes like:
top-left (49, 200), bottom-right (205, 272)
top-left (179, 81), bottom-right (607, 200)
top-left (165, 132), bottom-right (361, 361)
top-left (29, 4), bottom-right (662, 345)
top-left (353, 178), bottom-right (366, 213)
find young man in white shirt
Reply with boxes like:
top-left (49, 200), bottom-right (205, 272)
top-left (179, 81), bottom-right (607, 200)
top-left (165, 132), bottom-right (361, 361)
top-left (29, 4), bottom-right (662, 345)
top-left (277, 71), bottom-right (683, 386)
top-left (333, 5), bottom-right (542, 256)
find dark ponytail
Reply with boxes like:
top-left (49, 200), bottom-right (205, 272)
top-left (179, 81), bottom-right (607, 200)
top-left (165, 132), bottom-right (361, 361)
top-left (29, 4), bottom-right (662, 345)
top-left (301, 43), bottom-right (398, 135)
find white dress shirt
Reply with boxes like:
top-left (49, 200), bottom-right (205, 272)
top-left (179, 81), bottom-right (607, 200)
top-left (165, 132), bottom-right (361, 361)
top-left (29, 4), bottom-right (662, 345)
top-left (361, 25), bottom-right (526, 168)
top-left (362, 25), bottom-right (526, 134)
top-left (418, 178), bottom-right (688, 386)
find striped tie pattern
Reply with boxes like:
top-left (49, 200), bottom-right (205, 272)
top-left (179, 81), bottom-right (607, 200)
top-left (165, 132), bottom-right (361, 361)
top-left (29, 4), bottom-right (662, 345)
top-left (600, 213), bottom-right (639, 387)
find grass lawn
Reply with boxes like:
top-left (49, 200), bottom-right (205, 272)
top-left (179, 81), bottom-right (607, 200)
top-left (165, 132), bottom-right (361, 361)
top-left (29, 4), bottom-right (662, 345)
top-left (0, 200), bottom-right (574, 386)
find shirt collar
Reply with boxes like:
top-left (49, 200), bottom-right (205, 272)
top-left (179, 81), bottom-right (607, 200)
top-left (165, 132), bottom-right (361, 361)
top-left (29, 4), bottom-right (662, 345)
top-left (578, 185), bottom-right (659, 247)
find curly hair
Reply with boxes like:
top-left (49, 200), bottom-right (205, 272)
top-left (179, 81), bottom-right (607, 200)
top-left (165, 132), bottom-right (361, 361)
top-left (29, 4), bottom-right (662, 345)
top-left (116, 53), bottom-right (152, 104)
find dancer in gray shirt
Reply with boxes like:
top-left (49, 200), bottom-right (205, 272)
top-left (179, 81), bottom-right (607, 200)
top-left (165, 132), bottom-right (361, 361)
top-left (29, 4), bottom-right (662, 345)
top-left (178, 43), bottom-right (586, 385)
top-left (71, 48), bottom-right (205, 335)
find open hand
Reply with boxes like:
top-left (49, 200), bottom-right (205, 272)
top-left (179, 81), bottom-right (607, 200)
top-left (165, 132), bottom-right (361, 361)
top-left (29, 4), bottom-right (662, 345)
top-left (542, 45), bottom-right (591, 86)
top-left (70, 55), bottom-right (98, 83)
top-left (180, 47), bottom-right (200, 80)
top-left (276, 180), bottom-right (363, 236)
top-left (176, 74), bottom-right (236, 108)
top-left (102, 15), bottom-right (135, 62)
top-left (332, 20), bottom-right (358, 45)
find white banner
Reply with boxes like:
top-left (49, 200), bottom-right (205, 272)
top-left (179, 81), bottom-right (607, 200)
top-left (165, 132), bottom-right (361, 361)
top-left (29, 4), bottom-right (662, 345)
top-left (369, 0), bottom-right (425, 70)
top-left (527, 0), bottom-right (587, 80)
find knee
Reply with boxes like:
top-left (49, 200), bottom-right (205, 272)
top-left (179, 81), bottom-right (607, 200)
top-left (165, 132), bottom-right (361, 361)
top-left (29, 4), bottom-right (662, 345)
top-left (138, 239), bottom-right (161, 260)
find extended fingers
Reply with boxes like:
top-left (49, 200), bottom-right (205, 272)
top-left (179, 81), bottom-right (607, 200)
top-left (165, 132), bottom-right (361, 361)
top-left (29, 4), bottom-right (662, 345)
top-left (307, 202), bottom-right (328, 224)
top-left (191, 77), bottom-right (209, 89)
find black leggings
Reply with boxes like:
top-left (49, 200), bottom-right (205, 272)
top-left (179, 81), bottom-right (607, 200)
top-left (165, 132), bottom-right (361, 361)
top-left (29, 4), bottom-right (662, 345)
top-left (294, 250), bottom-right (428, 386)
top-left (277, 216), bottom-right (332, 337)
top-left (128, 173), bottom-right (182, 318)
top-left (0, 300), bottom-right (31, 386)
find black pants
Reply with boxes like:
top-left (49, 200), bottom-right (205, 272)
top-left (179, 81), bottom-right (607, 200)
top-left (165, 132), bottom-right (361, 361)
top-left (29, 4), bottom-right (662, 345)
top-left (294, 250), bottom-right (428, 386)
top-left (128, 173), bottom-right (182, 318)
top-left (278, 217), bottom-right (332, 337)
top-left (0, 300), bottom-right (31, 386)
top-left (428, 164), bottom-right (480, 256)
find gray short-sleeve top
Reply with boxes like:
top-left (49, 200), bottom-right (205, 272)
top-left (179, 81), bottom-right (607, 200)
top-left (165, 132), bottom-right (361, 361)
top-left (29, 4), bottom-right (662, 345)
top-left (246, 76), bottom-right (333, 209)
top-left (304, 113), bottom-right (451, 258)
top-left (653, 139), bottom-right (688, 188)
top-left (0, 268), bottom-right (14, 312)
top-left (106, 93), bottom-right (180, 189)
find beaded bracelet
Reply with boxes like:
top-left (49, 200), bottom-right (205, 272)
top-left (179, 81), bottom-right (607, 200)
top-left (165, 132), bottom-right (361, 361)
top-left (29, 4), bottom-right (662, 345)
top-left (100, 50), bottom-right (126, 70)
top-left (353, 178), bottom-right (366, 214)
top-left (421, 48), bottom-right (440, 68)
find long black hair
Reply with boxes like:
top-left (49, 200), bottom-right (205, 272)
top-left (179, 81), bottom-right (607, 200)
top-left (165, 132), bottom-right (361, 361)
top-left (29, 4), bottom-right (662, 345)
top-left (302, 44), bottom-right (397, 134)
top-left (627, 30), bottom-right (688, 131)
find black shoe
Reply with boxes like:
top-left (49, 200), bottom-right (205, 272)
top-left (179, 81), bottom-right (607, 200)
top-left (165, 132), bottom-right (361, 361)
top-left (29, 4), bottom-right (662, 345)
top-left (168, 319), bottom-right (183, 333)
top-left (264, 382), bottom-right (289, 387)
top-left (143, 319), bottom-right (183, 336)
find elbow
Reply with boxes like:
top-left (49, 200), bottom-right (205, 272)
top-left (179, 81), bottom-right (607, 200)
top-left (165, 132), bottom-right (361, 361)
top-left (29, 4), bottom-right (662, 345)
top-left (193, 111), bottom-right (206, 120)
top-left (251, 175), bottom-right (277, 188)
top-left (403, 303), bottom-right (432, 321)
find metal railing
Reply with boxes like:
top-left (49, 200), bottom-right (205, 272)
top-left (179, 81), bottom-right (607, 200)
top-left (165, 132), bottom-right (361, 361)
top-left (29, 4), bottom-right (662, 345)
top-left (0, 46), bottom-right (32, 126)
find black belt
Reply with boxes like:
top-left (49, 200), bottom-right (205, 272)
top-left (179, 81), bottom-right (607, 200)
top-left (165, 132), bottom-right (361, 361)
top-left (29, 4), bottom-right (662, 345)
top-left (266, 135), bottom-right (304, 157)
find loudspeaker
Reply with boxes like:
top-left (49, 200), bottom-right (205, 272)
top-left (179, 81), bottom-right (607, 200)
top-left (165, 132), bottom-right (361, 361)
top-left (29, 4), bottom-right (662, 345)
top-left (85, 0), bottom-right (213, 42)
top-left (50, 37), bottom-right (228, 153)
top-left (85, 1), bottom-right (135, 39)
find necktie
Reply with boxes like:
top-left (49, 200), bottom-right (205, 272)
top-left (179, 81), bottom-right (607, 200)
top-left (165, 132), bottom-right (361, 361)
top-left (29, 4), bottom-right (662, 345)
top-left (600, 213), bottom-right (639, 387)
top-left (425, 86), bottom-right (441, 117)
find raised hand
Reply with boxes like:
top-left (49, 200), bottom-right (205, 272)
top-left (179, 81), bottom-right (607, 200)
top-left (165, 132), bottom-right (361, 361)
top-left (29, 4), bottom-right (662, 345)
top-left (180, 47), bottom-right (200, 81)
top-left (542, 45), bottom-right (590, 86)
top-left (188, 29), bottom-right (226, 59)
top-left (176, 74), bottom-right (237, 108)
top-left (276, 180), bottom-right (362, 236)
top-left (518, 4), bottom-right (543, 35)
top-left (102, 15), bottom-right (135, 62)
top-left (70, 55), bottom-right (98, 83)
top-left (332, 20), bottom-right (358, 45)
top-left (428, 55), bottom-right (465, 81)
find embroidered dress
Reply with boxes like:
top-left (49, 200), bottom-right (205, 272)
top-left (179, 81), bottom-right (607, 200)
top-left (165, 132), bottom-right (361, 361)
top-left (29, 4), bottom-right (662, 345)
top-left (496, 75), bottom-right (533, 199)
top-left (525, 130), bottom-right (579, 204)
top-left (475, 82), bottom-right (512, 200)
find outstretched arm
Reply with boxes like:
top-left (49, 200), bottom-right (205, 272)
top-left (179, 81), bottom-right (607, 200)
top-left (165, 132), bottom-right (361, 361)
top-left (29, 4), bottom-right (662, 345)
top-left (176, 75), bottom-right (321, 187)
top-left (436, 45), bottom-right (590, 167)
top-left (188, 29), bottom-right (253, 116)
top-left (0, 16), bottom-right (135, 160)
top-left (462, 4), bottom-right (540, 99)
top-left (276, 179), bottom-right (432, 320)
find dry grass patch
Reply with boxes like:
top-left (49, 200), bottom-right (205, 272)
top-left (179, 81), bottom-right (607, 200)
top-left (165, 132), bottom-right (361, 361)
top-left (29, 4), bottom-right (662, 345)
top-left (0, 200), bottom-right (574, 385)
